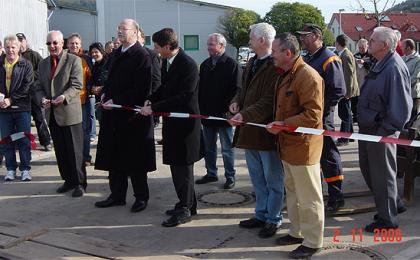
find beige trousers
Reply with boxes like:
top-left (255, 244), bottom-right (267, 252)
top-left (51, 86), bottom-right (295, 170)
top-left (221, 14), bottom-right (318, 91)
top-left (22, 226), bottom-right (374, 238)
top-left (282, 160), bottom-right (324, 248)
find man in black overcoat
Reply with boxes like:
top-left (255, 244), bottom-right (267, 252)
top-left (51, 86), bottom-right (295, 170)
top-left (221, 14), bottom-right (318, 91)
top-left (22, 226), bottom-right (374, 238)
top-left (94, 18), bottom-right (156, 213)
top-left (141, 28), bottom-right (203, 227)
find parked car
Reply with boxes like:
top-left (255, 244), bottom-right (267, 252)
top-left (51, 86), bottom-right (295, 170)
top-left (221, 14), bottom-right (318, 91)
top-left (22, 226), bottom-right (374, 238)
top-left (237, 47), bottom-right (255, 68)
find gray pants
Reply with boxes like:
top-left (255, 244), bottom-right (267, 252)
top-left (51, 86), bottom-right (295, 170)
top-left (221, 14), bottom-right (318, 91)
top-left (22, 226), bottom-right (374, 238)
top-left (358, 139), bottom-right (398, 226)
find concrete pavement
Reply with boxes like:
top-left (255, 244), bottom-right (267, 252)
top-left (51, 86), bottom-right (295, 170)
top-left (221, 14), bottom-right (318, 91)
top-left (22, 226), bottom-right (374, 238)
top-left (0, 124), bottom-right (420, 259)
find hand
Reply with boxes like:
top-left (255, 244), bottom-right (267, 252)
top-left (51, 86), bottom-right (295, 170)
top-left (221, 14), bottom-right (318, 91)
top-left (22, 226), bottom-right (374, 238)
top-left (356, 59), bottom-right (364, 64)
top-left (229, 102), bottom-right (240, 114)
top-left (140, 105), bottom-right (153, 116)
top-left (92, 86), bottom-right (103, 95)
top-left (102, 98), bottom-right (114, 110)
top-left (228, 113), bottom-right (243, 126)
top-left (266, 121), bottom-right (284, 135)
top-left (41, 98), bottom-right (51, 109)
top-left (0, 98), bottom-right (11, 109)
top-left (144, 100), bottom-right (151, 106)
top-left (51, 95), bottom-right (65, 105)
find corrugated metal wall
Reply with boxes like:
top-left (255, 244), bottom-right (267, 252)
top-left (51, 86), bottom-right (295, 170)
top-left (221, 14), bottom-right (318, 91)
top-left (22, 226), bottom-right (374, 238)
top-left (0, 0), bottom-right (49, 57)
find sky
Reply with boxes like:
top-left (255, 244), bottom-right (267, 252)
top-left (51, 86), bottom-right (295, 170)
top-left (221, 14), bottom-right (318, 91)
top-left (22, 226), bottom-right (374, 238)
top-left (204, 0), bottom-right (405, 23)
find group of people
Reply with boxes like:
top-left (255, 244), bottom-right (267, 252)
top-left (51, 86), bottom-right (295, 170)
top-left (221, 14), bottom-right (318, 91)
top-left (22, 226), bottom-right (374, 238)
top-left (0, 16), bottom-right (419, 259)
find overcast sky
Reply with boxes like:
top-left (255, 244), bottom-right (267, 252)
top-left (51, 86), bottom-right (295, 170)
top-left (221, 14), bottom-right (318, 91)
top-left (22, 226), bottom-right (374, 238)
top-left (204, 0), bottom-right (405, 22)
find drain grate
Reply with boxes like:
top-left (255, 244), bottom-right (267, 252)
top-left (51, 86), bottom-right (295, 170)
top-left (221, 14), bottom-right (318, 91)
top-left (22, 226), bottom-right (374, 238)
top-left (197, 190), bottom-right (255, 207)
top-left (320, 243), bottom-right (389, 259)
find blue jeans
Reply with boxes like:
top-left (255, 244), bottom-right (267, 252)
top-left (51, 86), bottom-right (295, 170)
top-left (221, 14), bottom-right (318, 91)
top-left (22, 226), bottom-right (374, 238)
top-left (81, 103), bottom-right (92, 162)
top-left (203, 126), bottom-right (235, 181)
top-left (88, 95), bottom-right (96, 138)
top-left (0, 112), bottom-right (32, 171)
top-left (245, 149), bottom-right (284, 225)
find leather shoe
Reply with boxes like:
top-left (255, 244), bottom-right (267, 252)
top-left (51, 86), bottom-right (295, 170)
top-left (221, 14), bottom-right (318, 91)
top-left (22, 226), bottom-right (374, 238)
top-left (195, 175), bottom-right (218, 184)
top-left (95, 197), bottom-right (126, 208)
top-left (162, 213), bottom-right (191, 227)
top-left (258, 222), bottom-right (280, 238)
top-left (365, 219), bottom-right (398, 233)
top-left (239, 218), bottom-right (265, 229)
top-left (56, 183), bottom-right (75, 193)
top-left (223, 179), bottom-right (235, 189)
top-left (275, 234), bottom-right (304, 246)
top-left (166, 208), bottom-right (197, 216)
top-left (289, 245), bottom-right (321, 259)
top-left (72, 185), bottom-right (84, 198)
top-left (131, 200), bottom-right (147, 212)
top-left (325, 200), bottom-right (345, 213)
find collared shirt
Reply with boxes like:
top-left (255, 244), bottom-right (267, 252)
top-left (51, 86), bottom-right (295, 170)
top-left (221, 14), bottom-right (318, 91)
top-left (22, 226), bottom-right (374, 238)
top-left (211, 52), bottom-right (224, 66)
top-left (121, 42), bottom-right (136, 53)
top-left (4, 57), bottom-right (19, 94)
top-left (167, 50), bottom-right (179, 71)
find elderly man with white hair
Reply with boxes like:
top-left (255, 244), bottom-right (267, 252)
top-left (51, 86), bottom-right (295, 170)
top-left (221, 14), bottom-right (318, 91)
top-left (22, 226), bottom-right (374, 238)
top-left (229, 23), bottom-right (284, 238)
top-left (196, 33), bottom-right (241, 189)
top-left (358, 27), bottom-right (412, 232)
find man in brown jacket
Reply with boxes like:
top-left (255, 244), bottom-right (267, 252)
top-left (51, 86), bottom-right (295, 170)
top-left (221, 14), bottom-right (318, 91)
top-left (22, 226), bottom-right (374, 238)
top-left (267, 33), bottom-right (324, 259)
top-left (229, 22), bottom-right (284, 238)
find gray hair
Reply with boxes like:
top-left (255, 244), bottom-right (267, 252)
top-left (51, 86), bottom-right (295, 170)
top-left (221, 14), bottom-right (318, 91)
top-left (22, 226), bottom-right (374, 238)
top-left (250, 22), bottom-right (276, 46)
top-left (373, 27), bottom-right (397, 52)
top-left (357, 38), bottom-right (368, 47)
top-left (208, 33), bottom-right (226, 47)
top-left (275, 33), bottom-right (300, 58)
top-left (47, 30), bottom-right (64, 41)
top-left (3, 34), bottom-right (19, 46)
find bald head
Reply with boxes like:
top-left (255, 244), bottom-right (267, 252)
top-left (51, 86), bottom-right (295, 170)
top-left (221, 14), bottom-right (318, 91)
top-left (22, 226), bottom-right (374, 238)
top-left (117, 18), bottom-right (140, 47)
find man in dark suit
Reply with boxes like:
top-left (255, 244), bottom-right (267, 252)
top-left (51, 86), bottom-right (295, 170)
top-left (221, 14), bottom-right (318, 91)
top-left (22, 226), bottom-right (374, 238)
top-left (34, 30), bottom-right (86, 197)
top-left (94, 19), bottom-right (156, 213)
top-left (141, 28), bottom-right (202, 227)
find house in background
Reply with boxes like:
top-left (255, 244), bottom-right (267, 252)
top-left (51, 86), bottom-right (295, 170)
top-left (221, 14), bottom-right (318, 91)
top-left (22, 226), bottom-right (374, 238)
top-left (48, 0), bottom-right (237, 63)
top-left (328, 12), bottom-right (420, 52)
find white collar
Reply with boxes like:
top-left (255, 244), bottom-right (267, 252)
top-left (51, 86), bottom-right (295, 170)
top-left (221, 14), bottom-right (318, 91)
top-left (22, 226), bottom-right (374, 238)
top-left (168, 50), bottom-right (179, 65)
top-left (121, 42), bottom-right (136, 53)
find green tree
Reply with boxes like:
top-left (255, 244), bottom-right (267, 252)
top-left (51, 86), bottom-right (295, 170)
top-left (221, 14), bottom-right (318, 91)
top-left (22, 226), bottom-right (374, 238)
top-left (323, 28), bottom-right (336, 46)
top-left (218, 8), bottom-right (260, 56)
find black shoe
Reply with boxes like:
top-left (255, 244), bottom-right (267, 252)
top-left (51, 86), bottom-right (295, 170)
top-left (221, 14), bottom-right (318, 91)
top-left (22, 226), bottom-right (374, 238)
top-left (166, 208), bottom-right (197, 216)
top-left (275, 234), bottom-right (304, 246)
top-left (365, 219), bottom-right (398, 233)
top-left (95, 197), bottom-right (126, 208)
top-left (325, 200), bottom-right (345, 213)
top-left (258, 223), bottom-right (280, 238)
top-left (239, 218), bottom-right (265, 229)
top-left (72, 185), bottom-right (84, 197)
top-left (195, 175), bottom-right (218, 184)
top-left (223, 179), bottom-right (235, 189)
top-left (336, 139), bottom-right (349, 146)
top-left (131, 200), bottom-right (148, 212)
top-left (56, 183), bottom-right (75, 193)
top-left (162, 213), bottom-right (191, 227)
top-left (289, 245), bottom-right (321, 259)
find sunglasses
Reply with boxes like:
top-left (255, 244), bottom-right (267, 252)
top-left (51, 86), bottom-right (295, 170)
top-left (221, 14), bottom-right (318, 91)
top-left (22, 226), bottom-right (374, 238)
top-left (46, 41), bottom-right (59, 46)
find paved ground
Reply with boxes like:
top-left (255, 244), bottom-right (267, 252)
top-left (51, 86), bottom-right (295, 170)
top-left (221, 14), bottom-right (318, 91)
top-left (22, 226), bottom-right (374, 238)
top-left (0, 123), bottom-right (420, 259)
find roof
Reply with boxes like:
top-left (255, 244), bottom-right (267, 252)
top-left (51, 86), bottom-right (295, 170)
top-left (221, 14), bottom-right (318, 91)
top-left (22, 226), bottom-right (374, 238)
top-left (328, 12), bottom-right (420, 41)
top-left (176, 0), bottom-right (232, 10)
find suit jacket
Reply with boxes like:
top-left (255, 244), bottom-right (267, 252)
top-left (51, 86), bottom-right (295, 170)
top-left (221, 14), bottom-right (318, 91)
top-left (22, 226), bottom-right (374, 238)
top-left (149, 48), bottom-right (203, 165)
top-left (35, 50), bottom-right (83, 126)
top-left (95, 42), bottom-right (156, 172)
top-left (144, 47), bottom-right (162, 95)
top-left (340, 48), bottom-right (359, 97)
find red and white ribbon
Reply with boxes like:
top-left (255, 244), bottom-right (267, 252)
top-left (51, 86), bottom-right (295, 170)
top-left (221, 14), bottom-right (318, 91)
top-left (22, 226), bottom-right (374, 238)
top-left (102, 103), bottom-right (420, 148)
top-left (0, 132), bottom-right (37, 150)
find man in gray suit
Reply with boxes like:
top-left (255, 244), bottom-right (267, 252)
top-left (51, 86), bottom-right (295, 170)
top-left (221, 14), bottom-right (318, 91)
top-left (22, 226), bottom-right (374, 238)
top-left (35, 30), bottom-right (86, 197)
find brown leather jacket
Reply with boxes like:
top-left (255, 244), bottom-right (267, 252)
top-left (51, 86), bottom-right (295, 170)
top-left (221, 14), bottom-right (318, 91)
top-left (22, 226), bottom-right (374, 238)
top-left (275, 56), bottom-right (324, 165)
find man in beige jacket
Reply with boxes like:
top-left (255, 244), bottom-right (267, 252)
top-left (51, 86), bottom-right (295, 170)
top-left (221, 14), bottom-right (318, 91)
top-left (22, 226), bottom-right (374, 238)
top-left (35, 30), bottom-right (86, 197)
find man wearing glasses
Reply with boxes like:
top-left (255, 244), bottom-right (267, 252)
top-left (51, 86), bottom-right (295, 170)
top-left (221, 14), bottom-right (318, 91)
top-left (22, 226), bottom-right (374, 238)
top-left (297, 24), bottom-right (346, 214)
top-left (34, 30), bottom-right (86, 197)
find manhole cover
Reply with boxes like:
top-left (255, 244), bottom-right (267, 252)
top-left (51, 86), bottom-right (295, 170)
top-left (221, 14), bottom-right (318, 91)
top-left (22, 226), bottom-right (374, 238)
top-left (197, 190), bottom-right (255, 207)
top-left (315, 243), bottom-right (388, 259)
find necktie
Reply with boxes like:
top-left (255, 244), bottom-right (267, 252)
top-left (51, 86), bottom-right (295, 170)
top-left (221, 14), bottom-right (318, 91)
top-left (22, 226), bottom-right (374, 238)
top-left (167, 60), bottom-right (171, 72)
top-left (50, 56), bottom-right (58, 80)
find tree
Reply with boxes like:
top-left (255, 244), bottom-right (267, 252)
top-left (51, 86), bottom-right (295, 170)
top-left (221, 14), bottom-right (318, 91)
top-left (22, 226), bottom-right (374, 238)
top-left (264, 2), bottom-right (325, 36)
top-left (353, 0), bottom-right (399, 26)
top-left (218, 8), bottom-right (260, 56)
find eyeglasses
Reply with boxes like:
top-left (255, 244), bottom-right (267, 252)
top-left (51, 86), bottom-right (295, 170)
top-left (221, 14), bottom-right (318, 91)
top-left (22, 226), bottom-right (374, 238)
top-left (46, 41), bottom-right (59, 46)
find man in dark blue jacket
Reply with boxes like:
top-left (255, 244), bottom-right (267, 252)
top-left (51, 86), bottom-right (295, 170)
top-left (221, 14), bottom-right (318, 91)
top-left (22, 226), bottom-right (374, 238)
top-left (297, 24), bottom-right (346, 213)
top-left (196, 33), bottom-right (241, 189)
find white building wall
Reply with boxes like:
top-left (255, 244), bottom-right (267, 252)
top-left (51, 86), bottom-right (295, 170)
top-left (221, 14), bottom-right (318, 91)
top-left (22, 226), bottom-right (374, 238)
top-left (0, 0), bottom-right (49, 57)
top-left (49, 8), bottom-right (97, 50)
top-left (329, 18), bottom-right (356, 53)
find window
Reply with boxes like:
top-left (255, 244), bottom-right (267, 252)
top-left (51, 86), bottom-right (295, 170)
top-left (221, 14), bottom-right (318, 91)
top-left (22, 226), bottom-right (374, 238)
top-left (407, 25), bottom-right (418, 32)
top-left (145, 36), bottom-right (151, 46)
top-left (184, 35), bottom-right (199, 51)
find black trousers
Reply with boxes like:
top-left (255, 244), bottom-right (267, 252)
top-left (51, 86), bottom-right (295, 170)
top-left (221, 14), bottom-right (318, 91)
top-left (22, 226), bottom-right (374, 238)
top-left (31, 98), bottom-right (51, 146)
top-left (49, 112), bottom-right (86, 188)
top-left (170, 164), bottom-right (197, 213)
top-left (109, 170), bottom-right (149, 202)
